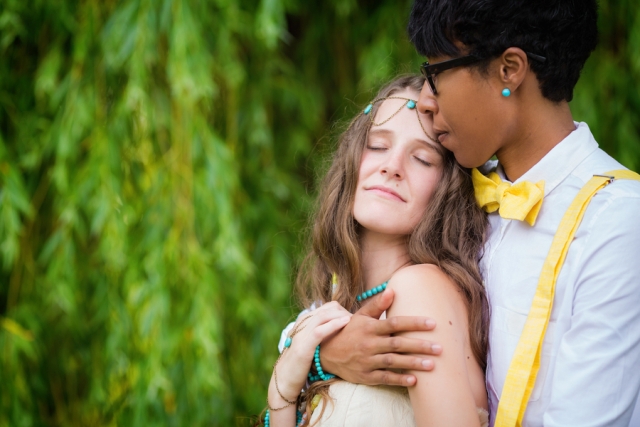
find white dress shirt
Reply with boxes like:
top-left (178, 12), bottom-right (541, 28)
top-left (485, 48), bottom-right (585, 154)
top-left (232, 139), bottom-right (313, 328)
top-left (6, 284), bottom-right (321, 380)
top-left (482, 122), bottom-right (640, 426)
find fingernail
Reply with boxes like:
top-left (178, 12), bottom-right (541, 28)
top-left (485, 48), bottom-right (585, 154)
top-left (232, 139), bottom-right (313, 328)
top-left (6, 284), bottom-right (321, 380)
top-left (406, 376), bottom-right (416, 386)
top-left (421, 359), bottom-right (433, 369)
top-left (431, 344), bottom-right (442, 354)
top-left (341, 316), bottom-right (351, 322)
top-left (425, 319), bottom-right (436, 328)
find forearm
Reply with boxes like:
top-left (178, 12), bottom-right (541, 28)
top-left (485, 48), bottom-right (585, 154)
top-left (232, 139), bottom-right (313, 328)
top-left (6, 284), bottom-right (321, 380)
top-left (268, 334), bottom-right (311, 427)
top-left (268, 303), bottom-right (353, 425)
top-left (267, 374), bottom-right (298, 427)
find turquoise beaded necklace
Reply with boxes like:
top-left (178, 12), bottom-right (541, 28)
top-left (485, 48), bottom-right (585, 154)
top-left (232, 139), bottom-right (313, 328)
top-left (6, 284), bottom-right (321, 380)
top-left (356, 281), bottom-right (388, 302)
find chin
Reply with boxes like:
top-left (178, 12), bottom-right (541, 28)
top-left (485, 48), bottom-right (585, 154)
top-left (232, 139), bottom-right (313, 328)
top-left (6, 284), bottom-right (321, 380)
top-left (356, 216), bottom-right (414, 236)
top-left (361, 227), bottom-right (412, 238)
top-left (454, 152), bottom-right (491, 169)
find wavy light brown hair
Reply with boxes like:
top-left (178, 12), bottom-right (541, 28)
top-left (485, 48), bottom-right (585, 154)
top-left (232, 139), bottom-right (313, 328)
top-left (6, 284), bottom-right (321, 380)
top-left (294, 75), bottom-right (488, 424)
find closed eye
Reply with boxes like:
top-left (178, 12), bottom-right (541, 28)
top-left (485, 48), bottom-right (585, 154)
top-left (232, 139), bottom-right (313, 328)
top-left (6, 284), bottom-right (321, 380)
top-left (414, 156), bottom-right (432, 166)
top-left (366, 145), bottom-right (387, 151)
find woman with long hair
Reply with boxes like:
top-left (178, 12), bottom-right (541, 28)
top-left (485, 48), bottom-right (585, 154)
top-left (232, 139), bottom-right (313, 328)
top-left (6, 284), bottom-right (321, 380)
top-left (264, 75), bottom-right (489, 427)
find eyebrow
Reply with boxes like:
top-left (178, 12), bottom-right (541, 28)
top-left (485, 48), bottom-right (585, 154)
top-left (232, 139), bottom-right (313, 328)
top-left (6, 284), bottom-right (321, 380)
top-left (368, 128), bottom-right (444, 155)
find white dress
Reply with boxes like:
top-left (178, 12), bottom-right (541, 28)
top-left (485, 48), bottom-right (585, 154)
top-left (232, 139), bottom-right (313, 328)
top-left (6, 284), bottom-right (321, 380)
top-left (309, 381), bottom-right (489, 427)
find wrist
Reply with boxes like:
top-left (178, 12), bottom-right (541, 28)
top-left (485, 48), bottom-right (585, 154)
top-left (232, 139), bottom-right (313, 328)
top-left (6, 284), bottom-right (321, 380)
top-left (268, 372), bottom-right (300, 407)
top-left (316, 341), bottom-right (338, 376)
top-left (277, 344), bottom-right (314, 390)
top-left (311, 345), bottom-right (336, 381)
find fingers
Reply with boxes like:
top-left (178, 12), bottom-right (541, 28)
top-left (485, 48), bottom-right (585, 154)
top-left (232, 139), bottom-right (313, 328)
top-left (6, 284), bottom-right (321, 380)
top-left (372, 335), bottom-right (442, 356)
top-left (365, 370), bottom-right (418, 387)
top-left (313, 315), bottom-right (350, 341)
top-left (313, 301), bottom-right (352, 324)
top-left (356, 353), bottom-right (437, 387)
top-left (370, 353), bottom-right (435, 372)
top-left (289, 302), bottom-right (351, 353)
top-left (357, 289), bottom-right (395, 319)
top-left (316, 300), bottom-right (351, 315)
top-left (375, 315), bottom-right (436, 335)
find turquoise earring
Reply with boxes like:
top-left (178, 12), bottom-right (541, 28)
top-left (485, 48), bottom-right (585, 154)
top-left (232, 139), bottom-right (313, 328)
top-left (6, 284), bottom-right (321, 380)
top-left (502, 88), bottom-right (511, 97)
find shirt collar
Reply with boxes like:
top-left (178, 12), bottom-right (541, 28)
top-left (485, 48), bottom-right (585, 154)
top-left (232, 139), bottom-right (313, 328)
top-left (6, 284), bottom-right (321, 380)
top-left (495, 122), bottom-right (599, 196)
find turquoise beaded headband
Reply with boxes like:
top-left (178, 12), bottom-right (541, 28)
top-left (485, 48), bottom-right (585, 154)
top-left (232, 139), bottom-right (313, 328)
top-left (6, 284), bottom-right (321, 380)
top-left (363, 96), bottom-right (437, 144)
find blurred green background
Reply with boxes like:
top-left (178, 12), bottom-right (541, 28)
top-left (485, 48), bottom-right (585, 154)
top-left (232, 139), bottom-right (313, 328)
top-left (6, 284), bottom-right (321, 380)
top-left (0, 0), bottom-right (638, 426)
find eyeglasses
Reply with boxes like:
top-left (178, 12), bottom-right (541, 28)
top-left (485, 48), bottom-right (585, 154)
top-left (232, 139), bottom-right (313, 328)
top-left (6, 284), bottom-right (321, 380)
top-left (420, 52), bottom-right (547, 95)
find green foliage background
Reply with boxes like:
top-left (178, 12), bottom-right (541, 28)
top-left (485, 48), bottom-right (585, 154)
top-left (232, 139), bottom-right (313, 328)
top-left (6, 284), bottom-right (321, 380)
top-left (0, 1), bottom-right (638, 426)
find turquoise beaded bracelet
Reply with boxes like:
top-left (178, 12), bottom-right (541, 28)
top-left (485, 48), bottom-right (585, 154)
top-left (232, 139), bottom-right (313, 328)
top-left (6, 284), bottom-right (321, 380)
top-left (312, 345), bottom-right (335, 381)
top-left (264, 409), bottom-right (303, 427)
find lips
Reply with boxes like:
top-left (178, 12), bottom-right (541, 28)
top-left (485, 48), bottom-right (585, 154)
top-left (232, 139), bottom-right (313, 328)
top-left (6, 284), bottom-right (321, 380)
top-left (432, 126), bottom-right (448, 144)
top-left (366, 185), bottom-right (406, 202)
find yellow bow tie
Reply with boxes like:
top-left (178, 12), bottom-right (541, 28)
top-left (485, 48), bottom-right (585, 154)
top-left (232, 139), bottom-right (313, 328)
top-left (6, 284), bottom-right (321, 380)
top-left (471, 168), bottom-right (545, 226)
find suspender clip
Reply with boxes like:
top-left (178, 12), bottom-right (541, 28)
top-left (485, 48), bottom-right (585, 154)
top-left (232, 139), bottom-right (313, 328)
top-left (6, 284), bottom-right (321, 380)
top-left (593, 174), bottom-right (616, 185)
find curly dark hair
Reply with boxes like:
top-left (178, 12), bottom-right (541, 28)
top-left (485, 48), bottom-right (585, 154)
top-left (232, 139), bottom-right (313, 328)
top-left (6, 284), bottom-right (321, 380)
top-left (407, 0), bottom-right (599, 102)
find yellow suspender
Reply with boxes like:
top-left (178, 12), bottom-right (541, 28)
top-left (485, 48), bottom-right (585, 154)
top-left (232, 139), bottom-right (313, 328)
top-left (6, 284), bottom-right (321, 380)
top-left (495, 169), bottom-right (640, 427)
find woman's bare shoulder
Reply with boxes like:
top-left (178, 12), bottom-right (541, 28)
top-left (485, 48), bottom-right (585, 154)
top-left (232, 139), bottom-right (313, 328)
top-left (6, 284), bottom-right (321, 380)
top-left (388, 264), bottom-right (459, 297)
top-left (386, 263), bottom-right (466, 319)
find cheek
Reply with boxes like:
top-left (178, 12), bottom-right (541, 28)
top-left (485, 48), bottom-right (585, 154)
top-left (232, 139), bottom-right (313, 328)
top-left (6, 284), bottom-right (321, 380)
top-left (357, 151), bottom-right (374, 183)
top-left (353, 167), bottom-right (372, 210)
top-left (446, 98), bottom-right (503, 165)
top-left (417, 183), bottom-right (436, 210)
top-left (356, 150), bottom-right (388, 195)
top-left (409, 171), bottom-right (441, 219)
top-left (444, 78), bottom-right (495, 130)
top-left (352, 191), bottom-right (362, 221)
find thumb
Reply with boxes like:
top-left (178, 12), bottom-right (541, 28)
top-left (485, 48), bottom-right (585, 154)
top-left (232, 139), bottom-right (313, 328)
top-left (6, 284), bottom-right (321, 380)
top-left (357, 288), bottom-right (395, 319)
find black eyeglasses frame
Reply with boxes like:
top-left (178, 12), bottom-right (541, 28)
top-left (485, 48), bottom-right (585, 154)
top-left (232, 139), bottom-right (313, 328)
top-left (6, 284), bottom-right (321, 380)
top-left (420, 52), bottom-right (547, 95)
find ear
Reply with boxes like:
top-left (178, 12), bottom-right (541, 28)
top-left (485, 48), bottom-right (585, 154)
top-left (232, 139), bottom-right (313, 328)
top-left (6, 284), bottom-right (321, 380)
top-left (497, 47), bottom-right (529, 93)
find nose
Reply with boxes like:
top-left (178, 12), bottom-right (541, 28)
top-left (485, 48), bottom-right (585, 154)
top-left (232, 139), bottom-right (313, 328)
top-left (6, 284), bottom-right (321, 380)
top-left (417, 81), bottom-right (438, 115)
top-left (380, 150), bottom-right (404, 180)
